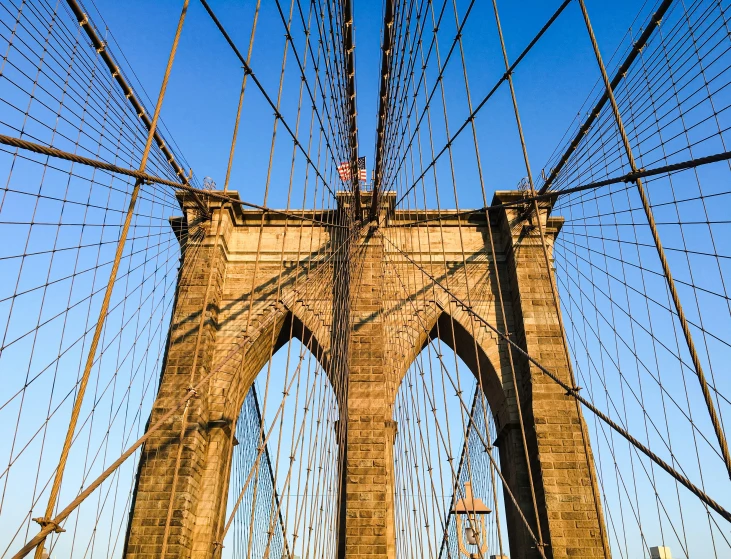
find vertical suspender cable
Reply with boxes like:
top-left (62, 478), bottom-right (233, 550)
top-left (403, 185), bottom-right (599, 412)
top-left (210, 3), bottom-right (263, 554)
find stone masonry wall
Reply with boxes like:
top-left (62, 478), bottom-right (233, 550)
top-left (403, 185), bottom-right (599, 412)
top-left (124, 191), bottom-right (607, 559)
top-left (125, 210), bottom-right (226, 559)
top-left (495, 192), bottom-right (608, 559)
top-left (343, 230), bottom-right (397, 559)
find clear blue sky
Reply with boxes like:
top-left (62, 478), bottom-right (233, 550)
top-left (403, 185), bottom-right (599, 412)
top-left (83, 0), bottom-right (654, 209)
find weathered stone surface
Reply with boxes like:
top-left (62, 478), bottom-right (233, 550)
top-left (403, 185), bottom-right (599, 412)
top-left (124, 191), bottom-right (607, 559)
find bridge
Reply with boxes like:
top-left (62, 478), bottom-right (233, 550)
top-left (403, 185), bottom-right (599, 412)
top-left (0, 1), bottom-right (729, 559)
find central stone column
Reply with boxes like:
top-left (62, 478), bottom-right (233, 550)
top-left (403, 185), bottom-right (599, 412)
top-left (341, 227), bottom-right (397, 559)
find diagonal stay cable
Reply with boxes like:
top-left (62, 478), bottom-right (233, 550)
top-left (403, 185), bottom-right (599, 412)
top-left (576, 0), bottom-right (731, 481)
top-left (390, 146), bottom-right (731, 228)
top-left (64, 0), bottom-right (209, 214)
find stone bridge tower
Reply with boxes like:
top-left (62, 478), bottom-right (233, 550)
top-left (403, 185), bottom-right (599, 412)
top-left (123, 191), bottom-right (607, 559)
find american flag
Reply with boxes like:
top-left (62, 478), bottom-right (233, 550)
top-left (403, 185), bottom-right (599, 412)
top-left (357, 156), bottom-right (367, 182)
top-left (337, 157), bottom-right (367, 182)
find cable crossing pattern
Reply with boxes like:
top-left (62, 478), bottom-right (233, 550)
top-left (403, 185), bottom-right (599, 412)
top-left (0, 1), bottom-right (730, 559)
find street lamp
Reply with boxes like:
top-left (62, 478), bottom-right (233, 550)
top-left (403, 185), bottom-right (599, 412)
top-left (451, 482), bottom-right (492, 559)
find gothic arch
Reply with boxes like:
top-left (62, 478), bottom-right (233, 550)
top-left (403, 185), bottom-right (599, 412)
top-left (126, 194), bottom-right (607, 559)
top-left (183, 299), bottom-right (337, 559)
top-left (388, 302), bottom-right (511, 432)
top-left (221, 300), bottom-right (335, 425)
top-left (427, 308), bottom-right (510, 432)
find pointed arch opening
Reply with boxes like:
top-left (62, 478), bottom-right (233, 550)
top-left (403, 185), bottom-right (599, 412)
top-left (389, 306), bottom-right (512, 433)
top-left (391, 339), bottom-right (511, 559)
top-left (427, 310), bottom-right (511, 432)
top-left (222, 302), bottom-right (336, 427)
top-left (221, 336), bottom-right (341, 559)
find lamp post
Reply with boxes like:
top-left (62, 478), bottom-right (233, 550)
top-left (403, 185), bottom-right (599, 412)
top-left (451, 482), bottom-right (492, 559)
